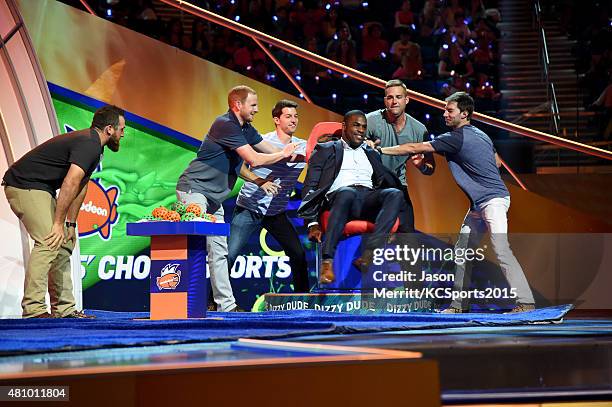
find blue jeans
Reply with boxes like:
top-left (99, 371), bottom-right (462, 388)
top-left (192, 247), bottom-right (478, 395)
top-left (228, 206), bottom-right (309, 292)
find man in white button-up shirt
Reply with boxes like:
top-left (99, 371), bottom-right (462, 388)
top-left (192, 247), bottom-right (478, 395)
top-left (298, 111), bottom-right (404, 284)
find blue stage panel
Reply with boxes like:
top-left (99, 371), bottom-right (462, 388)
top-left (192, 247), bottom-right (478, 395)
top-left (126, 221), bottom-right (230, 237)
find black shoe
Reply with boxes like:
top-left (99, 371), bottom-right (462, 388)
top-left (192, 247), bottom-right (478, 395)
top-left (228, 306), bottom-right (246, 312)
top-left (61, 310), bottom-right (96, 319)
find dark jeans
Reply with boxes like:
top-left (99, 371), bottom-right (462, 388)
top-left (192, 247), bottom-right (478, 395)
top-left (322, 186), bottom-right (404, 259)
top-left (228, 206), bottom-right (309, 293)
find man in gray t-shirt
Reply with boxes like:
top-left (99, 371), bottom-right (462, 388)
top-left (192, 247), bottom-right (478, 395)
top-left (176, 86), bottom-right (297, 312)
top-left (377, 92), bottom-right (535, 314)
top-left (366, 79), bottom-right (435, 233)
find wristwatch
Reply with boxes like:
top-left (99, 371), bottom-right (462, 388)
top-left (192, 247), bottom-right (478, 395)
top-left (65, 221), bottom-right (77, 228)
top-left (375, 146), bottom-right (383, 154)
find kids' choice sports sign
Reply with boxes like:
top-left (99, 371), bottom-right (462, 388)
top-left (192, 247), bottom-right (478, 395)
top-left (53, 88), bottom-right (313, 311)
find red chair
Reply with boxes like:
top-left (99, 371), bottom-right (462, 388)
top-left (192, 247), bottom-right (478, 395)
top-left (305, 122), bottom-right (399, 287)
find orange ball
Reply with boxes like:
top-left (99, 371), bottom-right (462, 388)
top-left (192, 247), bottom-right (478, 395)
top-left (185, 203), bottom-right (202, 217)
top-left (163, 210), bottom-right (181, 222)
top-left (152, 206), bottom-right (168, 218)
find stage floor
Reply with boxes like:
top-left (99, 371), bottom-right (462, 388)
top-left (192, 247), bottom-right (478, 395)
top-left (0, 311), bottom-right (611, 405)
top-left (286, 317), bottom-right (612, 404)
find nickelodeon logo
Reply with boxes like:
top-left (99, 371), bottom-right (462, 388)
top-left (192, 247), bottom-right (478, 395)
top-left (77, 179), bottom-right (119, 240)
top-left (81, 201), bottom-right (109, 217)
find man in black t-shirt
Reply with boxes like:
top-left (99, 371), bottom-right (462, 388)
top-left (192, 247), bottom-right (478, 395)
top-left (2, 105), bottom-right (125, 319)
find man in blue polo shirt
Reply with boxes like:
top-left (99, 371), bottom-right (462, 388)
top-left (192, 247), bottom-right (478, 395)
top-left (378, 92), bottom-right (535, 313)
top-left (228, 99), bottom-right (308, 293)
top-left (176, 86), bottom-right (297, 312)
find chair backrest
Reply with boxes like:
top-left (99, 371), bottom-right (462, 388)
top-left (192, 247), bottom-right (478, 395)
top-left (306, 122), bottom-right (343, 162)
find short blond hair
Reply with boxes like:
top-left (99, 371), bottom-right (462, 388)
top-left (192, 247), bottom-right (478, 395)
top-left (228, 85), bottom-right (256, 108)
top-left (384, 79), bottom-right (408, 95)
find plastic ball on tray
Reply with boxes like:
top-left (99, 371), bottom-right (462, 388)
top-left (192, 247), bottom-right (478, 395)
top-left (152, 206), bottom-right (169, 218)
top-left (185, 203), bottom-right (202, 216)
top-left (163, 210), bottom-right (181, 222)
top-left (201, 213), bottom-right (217, 222)
top-left (181, 212), bottom-right (196, 221)
top-left (171, 201), bottom-right (186, 215)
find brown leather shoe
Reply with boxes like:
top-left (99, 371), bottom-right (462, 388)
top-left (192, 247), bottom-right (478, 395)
top-left (439, 307), bottom-right (463, 314)
top-left (30, 312), bottom-right (53, 319)
top-left (506, 303), bottom-right (536, 313)
top-left (319, 259), bottom-right (335, 284)
top-left (353, 249), bottom-right (374, 272)
top-left (61, 310), bottom-right (96, 319)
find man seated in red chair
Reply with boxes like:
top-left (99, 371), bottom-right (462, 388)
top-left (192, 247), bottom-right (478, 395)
top-left (298, 110), bottom-right (405, 284)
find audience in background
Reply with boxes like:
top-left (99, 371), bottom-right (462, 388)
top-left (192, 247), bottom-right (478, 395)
top-left (71, 0), bottom-right (506, 130)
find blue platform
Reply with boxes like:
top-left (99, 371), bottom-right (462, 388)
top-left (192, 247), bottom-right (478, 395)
top-left (126, 221), bottom-right (229, 237)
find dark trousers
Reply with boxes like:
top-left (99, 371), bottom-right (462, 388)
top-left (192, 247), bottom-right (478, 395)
top-left (322, 186), bottom-right (404, 259)
top-left (397, 186), bottom-right (415, 233)
top-left (228, 206), bottom-right (309, 293)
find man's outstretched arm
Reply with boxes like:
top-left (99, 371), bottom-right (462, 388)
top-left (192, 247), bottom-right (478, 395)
top-left (379, 141), bottom-right (435, 156)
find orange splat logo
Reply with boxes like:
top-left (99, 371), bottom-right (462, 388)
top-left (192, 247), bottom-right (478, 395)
top-left (77, 179), bottom-right (119, 240)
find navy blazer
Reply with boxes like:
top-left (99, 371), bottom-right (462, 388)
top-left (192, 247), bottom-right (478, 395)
top-left (298, 140), bottom-right (402, 224)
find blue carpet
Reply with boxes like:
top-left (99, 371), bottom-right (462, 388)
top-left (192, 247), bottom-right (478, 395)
top-left (0, 305), bottom-right (572, 355)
